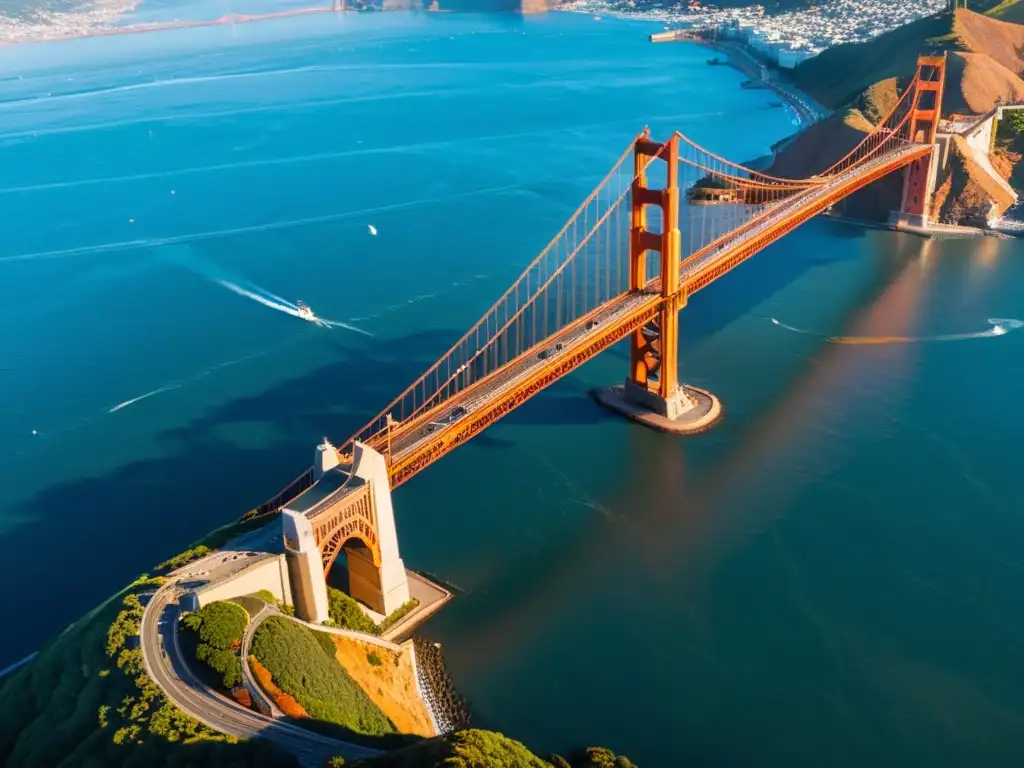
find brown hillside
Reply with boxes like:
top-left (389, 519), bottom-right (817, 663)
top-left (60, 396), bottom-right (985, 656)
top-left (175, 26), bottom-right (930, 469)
top-left (945, 51), bottom-right (1024, 114)
top-left (765, 113), bottom-right (870, 179)
top-left (791, 8), bottom-right (1024, 110)
top-left (953, 9), bottom-right (1024, 75)
top-left (934, 136), bottom-right (1017, 224)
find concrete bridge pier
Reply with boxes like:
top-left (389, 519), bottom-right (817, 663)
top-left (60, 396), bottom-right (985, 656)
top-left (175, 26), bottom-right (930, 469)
top-left (283, 441), bottom-right (410, 625)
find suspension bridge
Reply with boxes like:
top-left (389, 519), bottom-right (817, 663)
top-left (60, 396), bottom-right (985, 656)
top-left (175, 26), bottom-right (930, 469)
top-left (254, 55), bottom-right (947, 525)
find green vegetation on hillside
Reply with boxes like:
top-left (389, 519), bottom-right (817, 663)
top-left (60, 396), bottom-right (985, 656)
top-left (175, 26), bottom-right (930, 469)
top-left (155, 545), bottom-right (212, 573)
top-left (313, 628), bottom-right (338, 659)
top-left (0, 575), bottom-right (294, 767)
top-left (182, 601), bottom-right (248, 689)
top-left (328, 587), bottom-right (379, 634)
top-left (345, 729), bottom-right (637, 768)
top-left (378, 598), bottom-right (419, 633)
top-left (251, 616), bottom-right (395, 737)
top-left (326, 586), bottom-right (419, 636)
top-left (154, 516), bottom-right (269, 574)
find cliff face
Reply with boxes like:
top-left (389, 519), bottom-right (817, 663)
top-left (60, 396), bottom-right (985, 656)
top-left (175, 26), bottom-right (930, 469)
top-left (933, 136), bottom-right (1017, 225)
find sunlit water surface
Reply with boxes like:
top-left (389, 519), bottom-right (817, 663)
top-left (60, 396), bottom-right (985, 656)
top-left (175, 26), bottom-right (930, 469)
top-left (1, 11), bottom-right (1023, 767)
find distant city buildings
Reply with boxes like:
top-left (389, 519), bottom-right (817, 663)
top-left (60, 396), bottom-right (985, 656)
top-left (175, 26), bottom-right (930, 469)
top-left (564, 0), bottom-right (949, 69)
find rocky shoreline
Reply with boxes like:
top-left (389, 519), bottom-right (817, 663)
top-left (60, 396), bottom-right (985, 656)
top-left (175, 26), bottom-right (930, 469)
top-left (412, 636), bottom-right (472, 735)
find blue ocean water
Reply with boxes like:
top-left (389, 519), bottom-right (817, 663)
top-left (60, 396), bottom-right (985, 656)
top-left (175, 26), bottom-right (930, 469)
top-left (2, 10), bottom-right (1024, 767)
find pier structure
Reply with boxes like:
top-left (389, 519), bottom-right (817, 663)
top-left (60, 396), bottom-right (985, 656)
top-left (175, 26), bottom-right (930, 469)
top-left (283, 441), bottom-right (410, 623)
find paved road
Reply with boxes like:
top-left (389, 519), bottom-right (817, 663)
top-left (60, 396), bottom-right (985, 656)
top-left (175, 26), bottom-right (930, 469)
top-left (239, 603), bottom-right (283, 718)
top-left (706, 41), bottom-right (829, 126)
top-left (141, 556), bottom-right (379, 767)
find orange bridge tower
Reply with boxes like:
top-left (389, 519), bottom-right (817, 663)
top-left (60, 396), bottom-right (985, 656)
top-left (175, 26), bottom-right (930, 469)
top-left (594, 130), bottom-right (722, 434)
top-left (895, 54), bottom-right (947, 229)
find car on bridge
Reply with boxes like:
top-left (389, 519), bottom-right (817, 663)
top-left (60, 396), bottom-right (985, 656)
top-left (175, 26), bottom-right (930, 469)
top-left (422, 406), bottom-right (468, 435)
top-left (537, 342), bottom-right (565, 360)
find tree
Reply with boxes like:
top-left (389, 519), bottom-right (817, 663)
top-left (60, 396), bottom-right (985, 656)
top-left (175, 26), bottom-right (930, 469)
top-left (184, 602), bottom-right (248, 690)
top-left (194, 602), bottom-right (248, 650)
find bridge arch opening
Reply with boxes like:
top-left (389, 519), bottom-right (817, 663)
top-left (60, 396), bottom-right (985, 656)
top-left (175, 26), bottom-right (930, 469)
top-left (323, 530), bottom-right (391, 616)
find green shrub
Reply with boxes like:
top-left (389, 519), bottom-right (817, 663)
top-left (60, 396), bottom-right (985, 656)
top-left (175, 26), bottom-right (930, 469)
top-left (566, 747), bottom-right (637, 768)
top-left (183, 601), bottom-right (248, 690)
top-left (251, 616), bottom-right (393, 737)
top-left (357, 729), bottom-right (550, 767)
top-left (366, 652), bottom-right (383, 667)
top-left (195, 645), bottom-right (243, 689)
top-left (353, 730), bottom-right (639, 768)
top-left (326, 588), bottom-right (419, 636)
top-left (313, 629), bottom-right (337, 659)
top-left (327, 587), bottom-right (378, 635)
top-left (0, 577), bottom-right (294, 767)
top-left (254, 589), bottom-right (277, 604)
top-left (154, 517), bottom-right (271, 574)
top-left (155, 545), bottom-right (211, 573)
top-left (193, 602), bottom-right (248, 650)
top-left (378, 599), bottom-right (419, 634)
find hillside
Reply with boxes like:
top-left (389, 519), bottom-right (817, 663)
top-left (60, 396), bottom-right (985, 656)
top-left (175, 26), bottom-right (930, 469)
top-left (772, 7), bottom-right (1024, 227)
top-left (0, 523), bottom-right (638, 768)
top-left (945, 51), bottom-right (1024, 115)
top-left (791, 8), bottom-right (1024, 112)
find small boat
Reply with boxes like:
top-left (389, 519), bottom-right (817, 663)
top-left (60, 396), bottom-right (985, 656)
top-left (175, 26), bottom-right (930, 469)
top-left (367, 224), bottom-right (378, 236)
top-left (296, 301), bottom-right (317, 322)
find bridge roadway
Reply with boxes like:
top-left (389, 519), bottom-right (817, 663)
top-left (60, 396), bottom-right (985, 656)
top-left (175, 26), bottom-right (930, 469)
top-left (140, 550), bottom-right (379, 768)
top-left (678, 144), bottom-right (930, 287)
top-left (376, 143), bottom-right (931, 480)
top-left (135, 145), bottom-right (930, 763)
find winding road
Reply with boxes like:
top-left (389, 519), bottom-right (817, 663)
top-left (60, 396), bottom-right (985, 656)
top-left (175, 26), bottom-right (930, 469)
top-left (140, 552), bottom-right (379, 767)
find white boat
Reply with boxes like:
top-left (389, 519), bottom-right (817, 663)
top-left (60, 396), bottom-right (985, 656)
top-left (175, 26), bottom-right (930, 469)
top-left (296, 300), bottom-right (317, 322)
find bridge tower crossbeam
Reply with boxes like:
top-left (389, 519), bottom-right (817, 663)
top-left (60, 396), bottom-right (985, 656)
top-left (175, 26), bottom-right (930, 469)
top-left (596, 130), bottom-right (722, 433)
top-left (626, 131), bottom-right (683, 404)
top-left (896, 54), bottom-right (947, 229)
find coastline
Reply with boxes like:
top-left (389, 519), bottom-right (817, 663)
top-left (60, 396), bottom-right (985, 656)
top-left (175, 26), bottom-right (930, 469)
top-left (1, 5), bottom-right (341, 47)
top-left (694, 38), bottom-right (827, 129)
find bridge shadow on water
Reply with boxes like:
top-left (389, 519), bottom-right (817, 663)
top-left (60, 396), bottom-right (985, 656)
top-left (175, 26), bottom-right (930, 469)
top-left (2, 218), bottom-right (875, 663)
top-left (0, 328), bottom-right (467, 664)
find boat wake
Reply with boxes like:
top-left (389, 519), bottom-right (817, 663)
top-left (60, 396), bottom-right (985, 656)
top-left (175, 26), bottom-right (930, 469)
top-left (215, 280), bottom-right (371, 336)
top-left (769, 317), bottom-right (1023, 344)
top-left (108, 384), bottom-right (181, 413)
